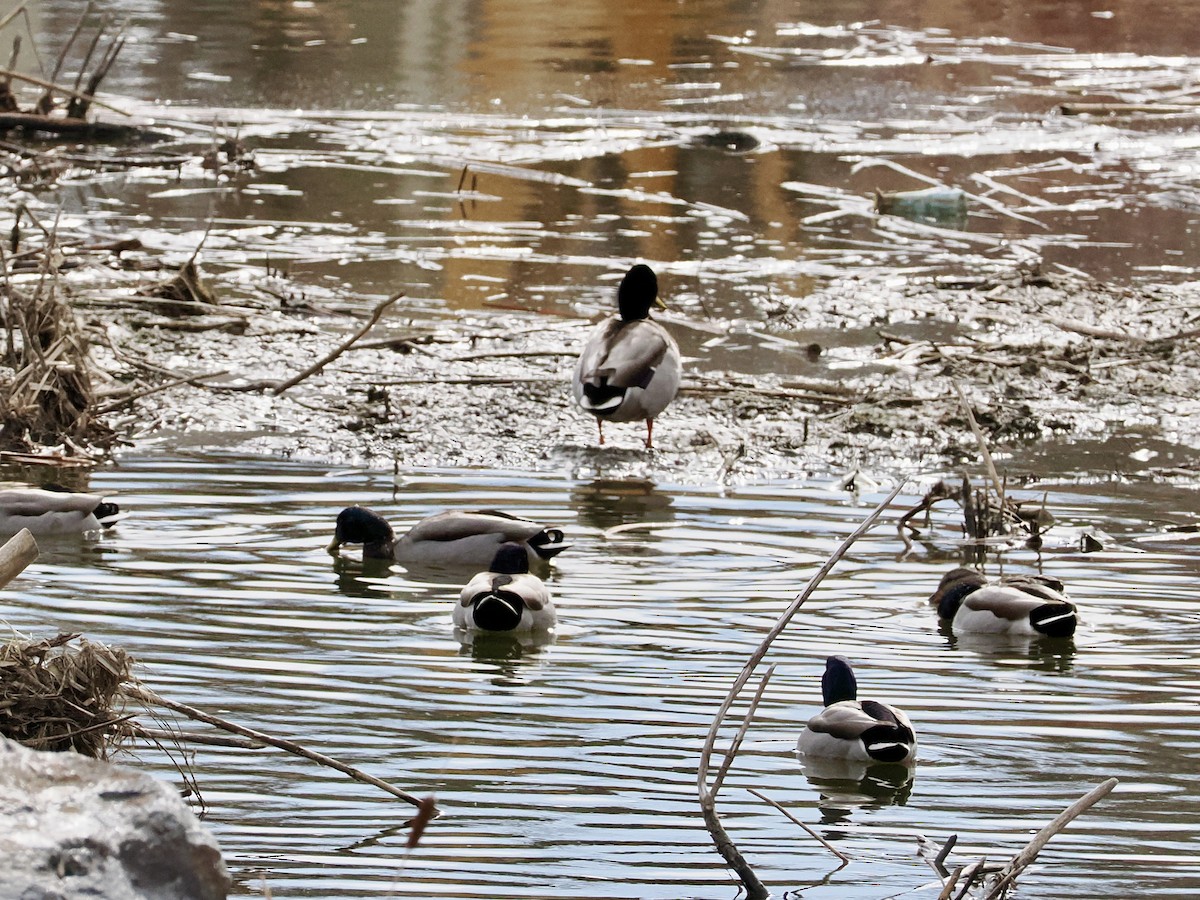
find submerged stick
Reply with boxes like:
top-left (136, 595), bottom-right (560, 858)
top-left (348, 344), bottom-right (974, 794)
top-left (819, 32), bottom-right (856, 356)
top-left (125, 683), bottom-right (431, 815)
top-left (696, 482), bottom-right (906, 899)
top-left (982, 777), bottom-right (1118, 899)
top-left (0, 528), bottom-right (37, 589)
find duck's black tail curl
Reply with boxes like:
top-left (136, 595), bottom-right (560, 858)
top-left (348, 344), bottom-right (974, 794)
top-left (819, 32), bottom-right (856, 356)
top-left (94, 502), bottom-right (120, 527)
top-left (1030, 603), bottom-right (1077, 638)
top-left (529, 528), bottom-right (570, 559)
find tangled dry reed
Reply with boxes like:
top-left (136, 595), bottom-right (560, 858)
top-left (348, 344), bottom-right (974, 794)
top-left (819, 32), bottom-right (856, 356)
top-left (0, 632), bottom-right (132, 758)
top-left (0, 262), bottom-right (110, 452)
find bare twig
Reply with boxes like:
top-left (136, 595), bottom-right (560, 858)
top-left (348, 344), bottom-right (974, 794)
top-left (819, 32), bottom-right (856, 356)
top-left (120, 722), bottom-right (266, 749)
top-left (0, 4), bottom-right (28, 35)
top-left (124, 683), bottom-right (432, 816)
top-left (936, 865), bottom-right (963, 900)
top-left (710, 665), bottom-right (775, 798)
top-left (92, 369), bottom-right (231, 416)
top-left (0, 66), bottom-right (131, 117)
top-left (747, 788), bottom-right (850, 865)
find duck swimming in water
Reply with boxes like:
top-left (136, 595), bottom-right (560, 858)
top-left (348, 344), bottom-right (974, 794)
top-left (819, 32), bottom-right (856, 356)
top-left (930, 567), bottom-right (1077, 637)
top-left (328, 506), bottom-right (569, 569)
top-left (454, 541), bottom-right (556, 633)
top-left (797, 655), bottom-right (917, 764)
top-left (573, 264), bottom-right (681, 449)
top-left (0, 485), bottom-right (120, 535)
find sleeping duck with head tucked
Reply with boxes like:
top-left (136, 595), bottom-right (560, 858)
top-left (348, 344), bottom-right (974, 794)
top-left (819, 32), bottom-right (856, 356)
top-left (930, 567), bottom-right (1077, 637)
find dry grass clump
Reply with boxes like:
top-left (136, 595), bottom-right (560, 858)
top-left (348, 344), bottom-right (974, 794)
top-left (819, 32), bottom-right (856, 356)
top-left (0, 268), bottom-right (111, 452)
top-left (0, 632), bottom-right (132, 758)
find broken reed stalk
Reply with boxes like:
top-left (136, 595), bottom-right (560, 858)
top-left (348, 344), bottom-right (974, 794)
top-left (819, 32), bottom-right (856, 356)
top-left (981, 777), bottom-right (1118, 899)
top-left (709, 664), bottom-right (776, 798)
top-left (0, 67), bottom-right (132, 118)
top-left (124, 683), bottom-right (432, 817)
top-left (0, 527), bottom-right (37, 589)
top-left (954, 383), bottom-right (1005, 506)
top-left (696, 481), bottom-right (906, 899)
top-left (936, 865), bottom-right (963, 900)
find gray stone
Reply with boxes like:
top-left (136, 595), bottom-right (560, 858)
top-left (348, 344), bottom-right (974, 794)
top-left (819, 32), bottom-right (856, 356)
top-left (0, 737), bottom-right (230, 900)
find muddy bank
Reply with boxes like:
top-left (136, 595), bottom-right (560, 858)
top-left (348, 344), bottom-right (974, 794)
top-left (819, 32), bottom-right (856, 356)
top-left (90, 264), bottom-right (1200, 483)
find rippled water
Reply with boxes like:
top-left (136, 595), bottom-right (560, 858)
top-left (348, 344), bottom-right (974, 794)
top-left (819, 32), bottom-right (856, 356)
top-left (3, 454), bottom-right (1199, 898)
top-left (3, 1), bottom-right (1200, 896)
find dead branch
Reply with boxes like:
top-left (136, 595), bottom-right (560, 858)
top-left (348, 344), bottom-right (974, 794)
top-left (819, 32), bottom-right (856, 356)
top-left (92, 368), bottom-right (232, 416)
top-left (271, 291), bottom-right (404, 394)
top-left (119, 721), bottom-right (266, 750)
top-left (982, 777), bottom-right (1118, 899)
top-left (0, 527), bottom-right (37, 589)
top-left (710, 665), bottom-right (776, 798)
top-left (125, 683), bottom-right (432, 816)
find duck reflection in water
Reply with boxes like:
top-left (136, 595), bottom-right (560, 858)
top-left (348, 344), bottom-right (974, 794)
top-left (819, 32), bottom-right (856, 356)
top-left (456, 630), bottom-right (555, 687)
top-left (941, 625), bottom-right (1077, 674)
top-left (798, 755), bottom-right (916, 826)
top-left (571, 476), bottom-right (675, 533)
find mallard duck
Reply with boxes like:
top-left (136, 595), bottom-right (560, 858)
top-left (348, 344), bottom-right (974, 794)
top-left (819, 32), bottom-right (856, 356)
top-left (573, 263), bottom-right (681, 449)
top-left (454, 541), bottom-right (556, 633)
top-left (0, 485), bottom-right (120, 535)
top-left (797, 655), bottom-right (917, 764)
top-left (930, 567), bottom-right (1077, 637)
top-left (327, 506), bottom-right (569, 569)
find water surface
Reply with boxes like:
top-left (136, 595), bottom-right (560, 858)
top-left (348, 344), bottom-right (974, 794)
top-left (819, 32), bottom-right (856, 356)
top-left (3, 454), bottom-right (1198, 898)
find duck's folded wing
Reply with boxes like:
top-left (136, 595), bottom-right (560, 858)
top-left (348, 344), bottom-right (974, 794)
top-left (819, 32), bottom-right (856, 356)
top-left (1004, 575), bottom-right (1069, 602)
top-left (408, 510), bottom-right (537, 543)
top-left (962, 585), bottom-right (1050, 619)
top-left (806, 701), bottom-right (878, 739)
top-left (578, 320), bottom-right (670, 389)
top-left (0, 489), bottom-right (103, 516)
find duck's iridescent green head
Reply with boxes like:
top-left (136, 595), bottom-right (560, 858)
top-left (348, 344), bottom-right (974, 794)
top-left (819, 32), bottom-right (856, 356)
top-left (329, 506), bottom-right (395, 559)
top-left (617, 264), bottom-right (663, 321)
top-left (821, 655), bottom-right (858, 706)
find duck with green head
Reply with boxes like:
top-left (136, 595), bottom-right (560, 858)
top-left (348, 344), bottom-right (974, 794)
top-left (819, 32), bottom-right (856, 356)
top-left (573, 263), bottom-right (682, 449)
top-left (797, 655), bottom-right (917, 764)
